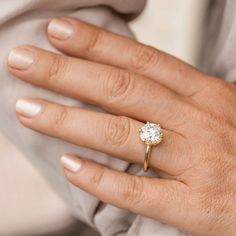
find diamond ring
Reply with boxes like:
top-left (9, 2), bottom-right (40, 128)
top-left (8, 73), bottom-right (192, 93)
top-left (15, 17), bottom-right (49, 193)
top-left (139, 122), bottom-right (163, 172)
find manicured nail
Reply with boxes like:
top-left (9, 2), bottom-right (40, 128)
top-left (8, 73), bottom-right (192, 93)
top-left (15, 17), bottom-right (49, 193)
top-left (48, 18), bottom-right (74, 40)
top-left (8, 48), bottom-right (35, 70)
top-left (61, 154), bottom-right (82, 172)
top-left (16, 99), bottom-right (43, 117)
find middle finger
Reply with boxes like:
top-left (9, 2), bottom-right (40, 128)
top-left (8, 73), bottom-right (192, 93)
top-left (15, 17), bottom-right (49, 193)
top-left (8, 46), bottom-right (191, 130)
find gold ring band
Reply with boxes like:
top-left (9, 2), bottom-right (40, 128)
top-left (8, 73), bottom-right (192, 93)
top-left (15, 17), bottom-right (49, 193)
top-left (144, 144), bottom-right (152, 171)
top-left (139, 122), bottom-right (163, 172)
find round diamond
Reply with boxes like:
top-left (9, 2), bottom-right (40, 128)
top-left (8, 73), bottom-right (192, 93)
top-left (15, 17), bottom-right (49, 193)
top-left (139, 122), bottom-right (163, 145)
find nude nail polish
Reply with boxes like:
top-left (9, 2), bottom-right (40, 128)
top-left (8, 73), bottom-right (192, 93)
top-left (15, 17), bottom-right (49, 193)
top-left (48, 18), bottom-right (74, 40)
top-left (61, 154), bottom-right (82, 172)
top-left (16, 99), bottom-right (43, 117)
top-left (8, 48), bottom-right (35, 70)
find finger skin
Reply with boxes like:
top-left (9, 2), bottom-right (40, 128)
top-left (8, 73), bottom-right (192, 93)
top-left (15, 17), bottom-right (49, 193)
top-left (9, 46), bottom-right (193, 130)
top-left (16, 99), bottom-right (190, 175)
top-left (61, 154), bottom-right (189, 230)
top-left (47, 17), bottom-right (210, 96)
top-left (8, 46), bottom-right (190, 131)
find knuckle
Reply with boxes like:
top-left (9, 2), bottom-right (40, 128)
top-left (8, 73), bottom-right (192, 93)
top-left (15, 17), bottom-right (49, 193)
top-left (48, 55), bottom-right (68, 83)
top-left (195, 188), bottom-right (230, 228)
top-left (193, 159), bottom-right (236, 223)
top-left (86, 28), bottom-right (103, 52)
top-left (214, 79), bottom-right (236, 100)
top-left (131, 45), bottom-right (159, 72)
top-left (213, 77), bottom-right (228, 89)
top-left (196, 109), bottom-right (221, 131)
top-left (203, 78), bottom-right (229, 98)
top-left (211, 80), bottom-right (226, 97)
top-left (120, 176), bottom-right (145, 206)
top-left (103, 69), bottom-right (134, 103)
top-left (105, 116), bottom-right (131, 148)
top-left (54, 106), bottom-right (69, 127)
top-left (89, 165), bottom-right (106, 188)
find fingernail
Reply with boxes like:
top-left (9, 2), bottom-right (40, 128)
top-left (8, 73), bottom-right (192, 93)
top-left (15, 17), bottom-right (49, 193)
top-left (48, 18), bottom-right (74, 40)
top-left (61, 154), bottom-right (82, 172)
top-left (16, 99), bottom-right (43, 117)
top-left (8, 48), bottom-right (35, 70)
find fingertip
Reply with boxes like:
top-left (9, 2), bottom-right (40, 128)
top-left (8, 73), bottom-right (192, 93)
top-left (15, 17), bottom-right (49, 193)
top-left (15, 98), bottom-right (44, 117)
top-left (61, 154), bottom-right (83, 173)
top-left (7, 46), bottom-right (36, 71)
top-left (47, 18), bottom-right (75, 41)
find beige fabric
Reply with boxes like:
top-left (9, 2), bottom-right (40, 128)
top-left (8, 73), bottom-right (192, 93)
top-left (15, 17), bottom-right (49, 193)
top-left (201, 0), bottom-right (236, 83)
top-left (0, 133), bottom-right (83, 236)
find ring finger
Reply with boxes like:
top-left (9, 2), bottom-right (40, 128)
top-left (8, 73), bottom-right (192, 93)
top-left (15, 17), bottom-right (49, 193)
top-left (16, 98), bottom-right (190, 175)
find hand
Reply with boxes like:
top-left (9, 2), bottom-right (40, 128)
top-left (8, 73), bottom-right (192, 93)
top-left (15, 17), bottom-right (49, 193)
top-left (8, 18), bottom-right (236, 236)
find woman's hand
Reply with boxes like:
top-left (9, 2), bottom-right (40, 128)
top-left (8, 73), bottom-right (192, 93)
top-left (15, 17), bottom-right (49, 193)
top-left (8, 18), bottom-right (236, 236)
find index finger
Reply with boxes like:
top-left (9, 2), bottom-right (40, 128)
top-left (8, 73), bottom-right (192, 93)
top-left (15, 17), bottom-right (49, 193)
top-left (47, 17), bottom-right (210, 96)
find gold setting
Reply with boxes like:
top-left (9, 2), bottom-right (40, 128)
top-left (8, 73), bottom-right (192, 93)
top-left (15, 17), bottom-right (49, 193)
top-left (139, 121), bottom-right (163, 172)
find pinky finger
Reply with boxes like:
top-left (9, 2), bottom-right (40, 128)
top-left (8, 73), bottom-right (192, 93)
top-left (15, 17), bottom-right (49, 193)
top-left (61, 154), bottom-right (189, 229)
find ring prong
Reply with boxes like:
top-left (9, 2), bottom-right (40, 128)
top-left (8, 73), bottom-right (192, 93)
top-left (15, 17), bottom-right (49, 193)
top-left (139, 122), bottom-right (164, 172)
